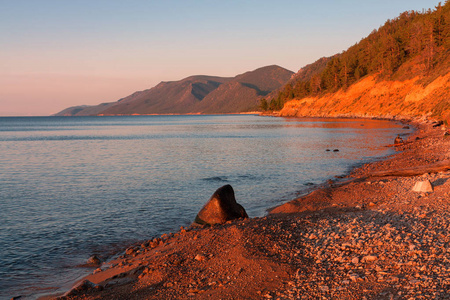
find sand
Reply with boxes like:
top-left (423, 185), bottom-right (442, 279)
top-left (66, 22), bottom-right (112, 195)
top-left (49, 118), bottom-right (450, 300)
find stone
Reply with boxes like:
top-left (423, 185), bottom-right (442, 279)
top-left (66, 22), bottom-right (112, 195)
top-left (432, 121), bottom-right (444, 128)
top-left (363, 255), bottom-right (378, 262)
top-left (86, 255), bottom-right (102, 266)
top-left (63, 280), bottom-right (102, 297)
top-left (394, 135), bottom-right (404, 145)
top-left (319, 285), bottom-right (329, 292)
top-left (195, 254), bottom-right (206, 261)
top-left (125, 247), bottom-right (136, 255)
top-left (193, 185), bottom-right (248, 226)
top-left (412, 180), bottom-right (433, 193)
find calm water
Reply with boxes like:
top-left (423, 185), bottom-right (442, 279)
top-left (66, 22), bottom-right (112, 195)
top-left (0, 115), bottom-right (409, 299)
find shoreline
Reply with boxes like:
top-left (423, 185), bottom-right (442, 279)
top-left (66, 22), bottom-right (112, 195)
top-left (43, 117), bottom-right (450, 299)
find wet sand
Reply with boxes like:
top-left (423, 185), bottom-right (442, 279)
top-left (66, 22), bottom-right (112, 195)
top-left (49, 118), bottom-right (450, 299)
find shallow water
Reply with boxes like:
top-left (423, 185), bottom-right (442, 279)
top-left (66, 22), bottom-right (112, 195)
top-left (0, 115), bottom-right (410, 299)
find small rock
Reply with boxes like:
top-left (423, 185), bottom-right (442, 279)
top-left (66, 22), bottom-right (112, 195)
top-left (319, 285), bottom-right (329, 292)
top-left (363, 255), bottom-right (377, 262)
top-left (125, 247), bottom-right (136, 255)
top-left (195, 254), bottom-right (206, 261)
top-left (394, 135), bottom-right (403, 145)
top-left (86, 255), bottom-right (102, 266)
top-left (352, 257), bottom-right (359, 264)
top-left (432, 121), bottom-right (443, 127)
top-left (389, 276), bottom-right (399, 283)
top-left (63, 280), bottom-right (102, 297)
top-left (412, 180), bottom-right (433, 193)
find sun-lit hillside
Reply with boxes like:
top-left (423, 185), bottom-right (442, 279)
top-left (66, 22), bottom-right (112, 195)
top-left (270, 2), bottom-right (450, 123)
top-left (279, 73), bottom-right (450, 122)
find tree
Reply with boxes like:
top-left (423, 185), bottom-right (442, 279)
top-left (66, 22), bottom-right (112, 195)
top-left (433, 2), bottom-right (446, 47)
top-left (259, 98), bottom-right (268, 111)
top-left (310, 74), bottom-right (322, 94)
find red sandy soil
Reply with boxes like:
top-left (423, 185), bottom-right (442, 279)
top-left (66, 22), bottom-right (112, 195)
top-left (51, 119), bottom-right (450, 300)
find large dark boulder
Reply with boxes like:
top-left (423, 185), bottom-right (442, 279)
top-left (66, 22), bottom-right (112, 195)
top-left (193, 185), bottom-right (248, 226)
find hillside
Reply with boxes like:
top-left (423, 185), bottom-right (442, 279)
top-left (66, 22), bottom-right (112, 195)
top-left (193, 65), bottom-right (294, 113)
top-left (271, 2), bottom-right (450, 123)
top-left (54, 65), bottom-right (293, 116)
top-left (261, 57), bottom-right (333, 110)
top-left (279, 73), bottom-right (450, 121)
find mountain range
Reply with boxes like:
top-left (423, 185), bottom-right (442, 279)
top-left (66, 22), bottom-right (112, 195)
top-left (54, 65), bottom-right (294, 116)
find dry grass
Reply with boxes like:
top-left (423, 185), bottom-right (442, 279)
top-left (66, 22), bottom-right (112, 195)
top-left (280, 73), bottom-right (450, 121)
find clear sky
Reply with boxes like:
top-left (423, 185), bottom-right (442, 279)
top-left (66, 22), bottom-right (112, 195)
top-left (0, 0), bottom-right (442, 116)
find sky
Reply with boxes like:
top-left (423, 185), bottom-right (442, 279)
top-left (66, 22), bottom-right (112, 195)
top-left (0, 0), bottom-right (442, 116)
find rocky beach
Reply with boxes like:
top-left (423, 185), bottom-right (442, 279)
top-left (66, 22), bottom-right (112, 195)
top-left (46, 117), bottom-right (450, 300)
top-left (3, 1), bottom-right (450, 299)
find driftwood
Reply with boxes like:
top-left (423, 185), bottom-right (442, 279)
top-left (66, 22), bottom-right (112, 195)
top-left (384, 140), bottom-right (416, 148)
top-left (367, 160), bottom-right (450, 178)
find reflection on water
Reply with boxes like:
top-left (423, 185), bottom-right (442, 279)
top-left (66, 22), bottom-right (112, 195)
top-left (0, 115), bottom-right (411, 299)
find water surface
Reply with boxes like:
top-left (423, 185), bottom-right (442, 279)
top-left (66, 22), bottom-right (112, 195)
top-left (0, 115), bottom-right (410, 299)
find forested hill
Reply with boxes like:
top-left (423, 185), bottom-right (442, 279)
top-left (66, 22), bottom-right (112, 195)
top-left (268, 2), bottom-right (450, 122)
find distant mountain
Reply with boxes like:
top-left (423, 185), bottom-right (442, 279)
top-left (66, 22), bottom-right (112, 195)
top-left (54, 65), bottom-right (293, 116)
top-left (193, 65), bottom-right (295, 113)
top-left (55, 103), bottom-right (116, 116)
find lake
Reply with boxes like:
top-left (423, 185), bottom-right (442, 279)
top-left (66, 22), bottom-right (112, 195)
top-left (0, 115), bottom-right (410, 299)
